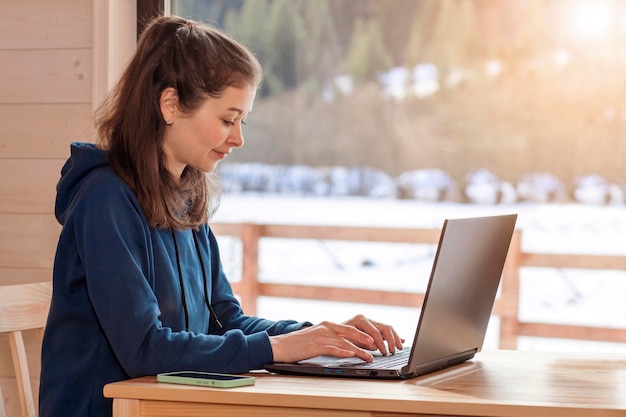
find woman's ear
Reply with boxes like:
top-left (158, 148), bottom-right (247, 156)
top-left (160, 87), bottom-right (178, 125)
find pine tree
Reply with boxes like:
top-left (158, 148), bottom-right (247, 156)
top-left (405, 1), bottom-right (441, 68)
top-left (264, 0), bottom-right (306, 94)
top-left (345, 18), bottom-right (392, 83)
top-left (224, 0), bottom-right (268, 61)
top-left (301, 0), bottom-right (341, 91)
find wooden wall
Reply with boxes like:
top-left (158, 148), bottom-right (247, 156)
top-left (0, 1), bottom-right (134, 415)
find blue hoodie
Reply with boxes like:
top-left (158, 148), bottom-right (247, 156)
top-left (40, 142), bottom-right (308, 417)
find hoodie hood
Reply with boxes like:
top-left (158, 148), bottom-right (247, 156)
top-left (55, 142), bottom-right (109, 225)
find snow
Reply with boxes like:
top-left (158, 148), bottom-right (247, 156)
top-left (212, 194), bottom-right (626, 353)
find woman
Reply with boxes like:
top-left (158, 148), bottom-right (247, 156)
top-left (39, 16), bottom-right (402, 417)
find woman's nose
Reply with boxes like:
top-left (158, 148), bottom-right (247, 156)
top-left (229, 125), bottom-right (244, 148)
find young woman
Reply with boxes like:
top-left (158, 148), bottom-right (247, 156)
top-left (39, 16), bottom-right (403, 417)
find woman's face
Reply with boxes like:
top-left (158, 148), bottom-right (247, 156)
top-left (161, 85), bottom-right (256, 178)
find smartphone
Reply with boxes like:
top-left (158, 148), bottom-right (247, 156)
top-left (157, 371), bottom-right (256, 388)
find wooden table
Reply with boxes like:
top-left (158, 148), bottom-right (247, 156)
top-left (104, 349), bottom-right (626, 417)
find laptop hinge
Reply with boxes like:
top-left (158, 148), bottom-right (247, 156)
top-left (402, 348), bottom-right (477, 378)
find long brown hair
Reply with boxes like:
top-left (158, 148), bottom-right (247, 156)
top-left (95, 16), bottom-right (262, 229)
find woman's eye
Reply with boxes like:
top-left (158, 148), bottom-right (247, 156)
top-left (223, 120), bottom-right (235, 126)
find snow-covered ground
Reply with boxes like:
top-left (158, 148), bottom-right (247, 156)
top-left (212, 194), bottom-right (626, 353)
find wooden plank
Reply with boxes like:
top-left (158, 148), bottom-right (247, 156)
top-left (263, 224), bottom-right (442, 243)
top-left (0, 49), bottom-right (92, 104)
top-left (258, 283), bottom-right (425, 308)
top-left (523, 253), bottom-right (626, 271)
top-left (239, 225), bottom-right (261, 314)
top-left (0, 104), bottom-right (93, 159)
top-left (517, 322), bottom-right (626, 344)
top-left (0, 269), bottom-right (51, 286)
top-left (0, 159), bottom-right (64, 214)
top-left (210, 223), bottom-right (242, 237)
top-left (0, 0), bottom-right (91, 50)
top-left (92, 0), bottom-right (137, 111)
top-left (140, 400), bottom-right (370, 417)
top-left (0, 282), bottom-right (52, 332)
top-left (499, 232), bottom-right (522, 349)
top-left (112, 399), bottom-right (141, 417)
top-left (210, 223), bottom-right (441, 244)
top-left (0, 214), bottom-right (60, 269)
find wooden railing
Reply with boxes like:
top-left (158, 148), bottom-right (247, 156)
top-left (211, 222), bottom-right (626, 349)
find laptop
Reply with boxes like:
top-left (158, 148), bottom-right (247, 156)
top-left (264, 213), bottom-right (517, 379)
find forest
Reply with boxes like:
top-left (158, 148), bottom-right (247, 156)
top-left (171, 0), bottom-right (626, 196)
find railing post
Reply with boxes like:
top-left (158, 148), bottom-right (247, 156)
top-left (499, 229), bottom-right (522, 349)
top-left (239, 223), bottom-right (262, 315)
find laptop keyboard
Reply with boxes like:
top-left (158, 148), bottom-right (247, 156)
top-left (338, 348), bottom-right (410, 369)
top-left (370, 348), bottom-right (410, 368)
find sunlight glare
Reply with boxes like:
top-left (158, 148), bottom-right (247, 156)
top-left (571, 1), bottom-right (612, 41)
top-left (553, 49), bottom-right (569, 67)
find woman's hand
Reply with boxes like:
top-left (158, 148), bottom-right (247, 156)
top-left (269, 315), bottom-right (403, 363)
top-left (342, 314), bottom-right (404, 355)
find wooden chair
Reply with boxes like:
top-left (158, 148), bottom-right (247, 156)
top-left (0, 282), bottom-right (52, 417)
top-left (0, 384), bottom-right (6, 417)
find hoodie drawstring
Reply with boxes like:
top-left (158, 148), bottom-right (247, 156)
top-left (171, 230), bottom-right (224, 332)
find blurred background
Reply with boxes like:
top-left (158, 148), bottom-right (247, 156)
top-left (169, 0), bottom-right (626, 204)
